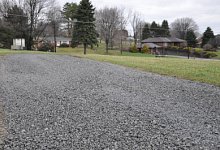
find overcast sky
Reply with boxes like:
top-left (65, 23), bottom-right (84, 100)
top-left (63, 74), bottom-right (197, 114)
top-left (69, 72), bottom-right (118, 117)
top-left (59, 0), bottom-right (220, 35)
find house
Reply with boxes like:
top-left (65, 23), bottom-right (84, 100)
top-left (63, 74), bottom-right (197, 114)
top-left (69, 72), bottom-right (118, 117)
top-left (11, 38), bottom-right (25, 50)
top-left (141, 37), bottom-right (187, 48)
top-left (112, 29), bottom-right (129, 48)
top-left (45, 36), bottom-right (72, 47)
top-left (137, 43), bottom-right (161, 54)
top-left (196, 36), bottom-right (203, 48)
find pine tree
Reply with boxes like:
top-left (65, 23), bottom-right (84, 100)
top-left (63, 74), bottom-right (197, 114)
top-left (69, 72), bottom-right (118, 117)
top-left (150, 21), bottom-right (159, 37)
top-left (62, 2), bottom-right (78, 37)
top-left (186, 30), bottom-right (197, 47)
top-left (72, 0), bottom-right (98, 54)
top-left (161, 20), bottom-right (170, 37)
top-left (202, 27), bottom-right (215, 47)
top-left (142, 23), bottom-right (151, 40)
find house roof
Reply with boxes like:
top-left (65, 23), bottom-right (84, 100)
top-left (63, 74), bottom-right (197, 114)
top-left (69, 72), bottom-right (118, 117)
top-left (138, 43), bottom-right (161, 48)
top-left (142, 37), bottom-right (186, 43)
top-left (144, 43), bottom-right (161, 48)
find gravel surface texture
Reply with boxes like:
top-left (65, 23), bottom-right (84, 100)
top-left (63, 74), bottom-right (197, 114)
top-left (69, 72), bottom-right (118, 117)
top-left (0, 54), bottom-right (220, 149)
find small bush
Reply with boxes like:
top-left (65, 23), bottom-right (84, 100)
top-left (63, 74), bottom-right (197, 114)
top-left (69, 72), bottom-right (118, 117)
top-left (129, 44), bottom-right (138, 53)
top-left (183, 47), bottom-right (193, 51)
top-left (193, 48), bottom-right (217, 58)
top-left (60, 43), bottom-right (69, 48)
top-left (203, 44), bottom-right (213, 51)
top-left (203, 52), bottom-right (217, 58)
top-left (0, 43), bottom-right (3, 48)
top-left (141, 45), bottom-right (150, 53)
top-left (193, 48), bottom-right (203, 57)
top-left (38, 43), bottom-right (55, 52)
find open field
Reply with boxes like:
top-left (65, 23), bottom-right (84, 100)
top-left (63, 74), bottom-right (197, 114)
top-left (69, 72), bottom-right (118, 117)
top-left (214, 50), bottom-right (220, 59)
top-left (0, 49), bottom-right (48, 56)
top-left (57, 47), bottom-right (220, 86)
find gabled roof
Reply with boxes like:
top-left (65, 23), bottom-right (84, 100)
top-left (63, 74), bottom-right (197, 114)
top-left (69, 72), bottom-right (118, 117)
top-left (143, 43), bottom-right (161, 48)
top-left (138, 43), bottom-right (161, 48)
top-left (167, 37), bottom-right (186, 43)
top-left (142, 37), bottom-right (186, 43)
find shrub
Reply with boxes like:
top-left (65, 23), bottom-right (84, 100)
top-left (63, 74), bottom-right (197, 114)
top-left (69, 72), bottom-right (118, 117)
top-left (129, 44), bottom-right (138, 53)
top-left (193, 48), bottom-right (203, 57)
top-left (60, 43), bottom-right (69, 48)
top-left (0, 43), bottom-right (3, 48)
top-left (183, 47), bottom-right (193, 51)
top-left (141, 45), bottom-right (150, 53)
top-left (193, 48), bottom-right (217, 58)
top-left (38, 43), bottom-right (55, 52)
top-left (203, 44), bottom-right (213, 51)
top-left (203, 52), bottom-right (217, 58)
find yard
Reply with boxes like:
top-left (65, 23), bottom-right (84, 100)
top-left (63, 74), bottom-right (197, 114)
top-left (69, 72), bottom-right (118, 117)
top-left (1, 47), bottom-right (220, 86)
top-left (0, 48), bottom-right (48, 56)
top-left (214, 50), bottom-right (220, 59)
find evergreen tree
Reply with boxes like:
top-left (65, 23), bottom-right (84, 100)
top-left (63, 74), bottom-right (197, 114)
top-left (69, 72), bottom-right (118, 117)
top-left (186, 30), bottom-right (197, 47)
top-left (150, 21), bottom-right (159, 37)
top-left (0, 25), bottom-right (14, 48)
top-left (142, 23), bottom-right (151, 40)
top-left (161, 20), bottom-right (170, 37)
top-left (63, 2), bottom-right (78, 20)
top-left (4, 5), bottom-right (28, 39)
top-left (72, 0), bottom-right (98, 54)
top-left (1, 5), bottom-right (28, 49)
top-left (202, 27), bottom-right (215, 47)
top-left (62, 2), bottom-right (78, 37)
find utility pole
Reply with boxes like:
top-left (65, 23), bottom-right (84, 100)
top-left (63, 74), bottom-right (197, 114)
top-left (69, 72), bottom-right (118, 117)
top-left (120, 17), bottom-right (123, 55)
top-left (53, 21), bottom-right (57, 53)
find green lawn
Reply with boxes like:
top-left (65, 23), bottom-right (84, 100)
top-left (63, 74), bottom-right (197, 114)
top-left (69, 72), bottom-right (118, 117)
top-left (0, 49), bottom-right (46, 56)
top-left (214, 50), bottom-right (220, 59)
top-left (1, 47), bottom-right (220, 86)
top-left (57, 47), bottom-right (220, 86)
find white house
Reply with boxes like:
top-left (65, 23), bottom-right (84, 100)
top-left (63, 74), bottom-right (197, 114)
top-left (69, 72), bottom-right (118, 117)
top-left (11, 38), bottom-right (25, 50)
top-left (45, 37), bottom-right (71, 47)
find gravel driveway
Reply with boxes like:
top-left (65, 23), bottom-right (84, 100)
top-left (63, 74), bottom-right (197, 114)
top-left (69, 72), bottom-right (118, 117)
top-left (0, 54), bottom-right (220, 149)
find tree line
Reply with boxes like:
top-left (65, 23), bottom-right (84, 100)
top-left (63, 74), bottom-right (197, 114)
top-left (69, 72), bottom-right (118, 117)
top-left (0, 0), bottom-right (219, 53)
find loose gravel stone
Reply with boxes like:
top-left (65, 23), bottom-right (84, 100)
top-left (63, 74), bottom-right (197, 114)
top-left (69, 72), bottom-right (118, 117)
top-left (0, 54), bottom-right (220, 149)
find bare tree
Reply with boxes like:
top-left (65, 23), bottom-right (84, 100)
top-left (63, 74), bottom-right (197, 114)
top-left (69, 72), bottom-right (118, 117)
top-left (0, 0), bottom-right (13, 15)
top-left (96, 7), bottom-right (122, 53)
top-left (47, 5), bottom-right (62, 52)
top-left (24, 0), bottom-right (55, 50)
top-left (129, 11), bottom-right (142, 45)
top-left (118, 7), bottom-right (128, 54)
top-left (171, 17), bottom-right (199, 40)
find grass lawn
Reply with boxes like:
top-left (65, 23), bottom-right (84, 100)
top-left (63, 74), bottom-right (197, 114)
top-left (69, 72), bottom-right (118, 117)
top-left (57, 47), bottom-right (220, 86)
top-left (214, 50), bottom-right (220, 59)
top-left (0, 48), bottom-right (48, 56)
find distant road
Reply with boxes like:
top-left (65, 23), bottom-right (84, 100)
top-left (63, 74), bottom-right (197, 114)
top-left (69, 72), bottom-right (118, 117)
top-left (0, 54), bottom-right (220, 149)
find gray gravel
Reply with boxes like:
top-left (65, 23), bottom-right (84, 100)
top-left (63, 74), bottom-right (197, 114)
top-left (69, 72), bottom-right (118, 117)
top-left (0, 54), bottom-right (220, 149)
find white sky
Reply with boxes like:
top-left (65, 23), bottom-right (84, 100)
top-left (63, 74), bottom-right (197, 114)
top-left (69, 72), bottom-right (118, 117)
top-left (59, 0), bottom-right (220, 35)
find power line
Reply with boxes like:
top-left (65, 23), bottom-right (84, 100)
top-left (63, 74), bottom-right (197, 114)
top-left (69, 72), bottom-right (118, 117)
top-left (1, 13), bottom-right (28, 18)
top-left (2, 13), bottom-right (220, 34)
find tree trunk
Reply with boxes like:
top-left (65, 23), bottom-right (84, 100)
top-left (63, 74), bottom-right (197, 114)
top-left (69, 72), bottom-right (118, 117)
top-left (120, 39), bottom-right (123, 55)
top-left (110, 40), bottom-right (113, 50)
top-left (106, 42), bottom-right (109, 54)
top-left (27, 7), bottom-right (35, 50)
top-left (53, 22), bottom-right (56, 53)
top-left (134, 36), bottom-right (137, 45)
top-left (84, 43), bottom-right (87, 55)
